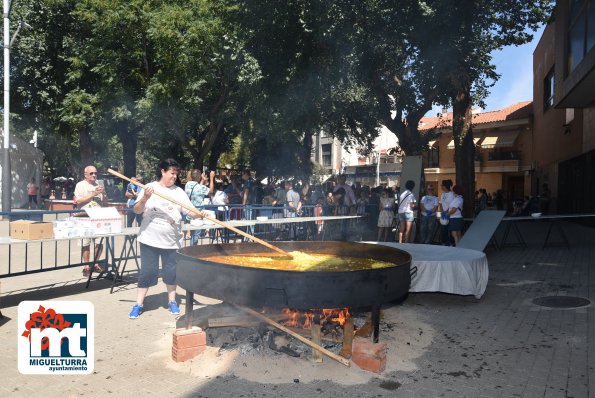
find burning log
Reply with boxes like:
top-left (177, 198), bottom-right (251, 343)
top-left (236, 305), bottom-right (350, 367)
top-left (285, 326), bottom-right (341, 343)
top-left (268, 334), bottom-right (300, 357)
top-left (281, 307), bottom-right (351, 329)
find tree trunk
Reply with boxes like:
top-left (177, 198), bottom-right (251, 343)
top-left (118, 123), bottom-right (138, 181)
top-left (208, 152), bottom-right (220, 171)
top-left (196, 121), bottom-right (223, 167)
top-left (79, 122), bottom-right (94, 167)
top-left (371, 72), bottom-right (435, 156)
top-left (300, 131), bottom-right (314, 179)
top-left (379, 98), bottom-right (433, 156)
top-left (194, 85), bottom-right (229, 168)
top-left (208, 129), bottom-right (223, 171)
top-left (452, 85), bottom-right (475, 218)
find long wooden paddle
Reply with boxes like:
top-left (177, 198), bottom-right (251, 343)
top-left (108, 169), bottom-right (292, 259)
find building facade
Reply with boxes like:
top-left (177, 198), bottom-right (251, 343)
top-left (533, 0), bottom-right (595, 213)
top-left (311, 126), bottom-right (402, 187)
top-left (419, 102), bottom-right (534, 205)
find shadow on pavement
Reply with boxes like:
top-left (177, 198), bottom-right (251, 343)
top-left (1, 277), bottom-right (120, 308)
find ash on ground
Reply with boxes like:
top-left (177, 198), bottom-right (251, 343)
top-left (207, 311), bottom-right (373, 360)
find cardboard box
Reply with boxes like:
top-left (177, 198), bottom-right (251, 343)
top-left (10, 220), bottom-right (54, 240)
top-left (52, 219), bottom-right (76, 239)
top-left (75, 207), bottom-right (123, 235)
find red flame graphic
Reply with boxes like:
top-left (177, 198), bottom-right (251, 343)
top-left (21, 305), bottom-right (72, 350)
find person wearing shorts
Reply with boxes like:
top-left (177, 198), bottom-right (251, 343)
top-left (397, 180), bottom-right (417, 243)
top-left (438, 179), bottom-right (454, 246)
top-left (128, 158), bottom-right (202, 319)
top-left (447, 185), bottom-right (464, 246)
top-left (74, 165), bottom-right (108, 277)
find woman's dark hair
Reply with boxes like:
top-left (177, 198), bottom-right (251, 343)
top-left (441, 179), bottom-right (453, 190)
top-left (405, 180), bottom-right (415, 190)
top-left (333, 187), bottom-right (346, 205)
top-left (156, 158), bottom-right (180, 180)
top-left (333, 187), bottom-right (346, 196)
top-left (452, 185), bottom-right (463, 195)
top-left (264, 186), bottom-right (275, 196)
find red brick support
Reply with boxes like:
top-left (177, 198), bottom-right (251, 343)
top-left (172, 326), bottom-right (207, 362)
top-left (351, 337), bottom-right (387, 373)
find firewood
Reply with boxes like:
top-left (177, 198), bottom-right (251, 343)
top-left (236, 305), bottom-right (350, 367)
top-left (311, 324), bottom-right (323, 363)
top-left (354, 318), bottom-right (372, 338)
top-left (285, 326), bottom-right (341, 343)
top-left (339, 317), bottom-right (354, 359)
top-left (208, 314), bottom-right (287, 328)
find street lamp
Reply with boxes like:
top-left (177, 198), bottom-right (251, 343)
top-left (2, 1), bottom-right (30, 213)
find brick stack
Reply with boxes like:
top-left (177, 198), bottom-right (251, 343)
top-left (172, 326), bottom-right (207, 362)
top-left (351, 337), bottom-right (387, 373)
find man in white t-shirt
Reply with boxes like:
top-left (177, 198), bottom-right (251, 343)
top-left (438, 179), bottom-right (454, 245)
top-left (285, 181), bottom-right (301, 239)
top-left (420, 185), bottom-right (439, 244)
top-left (447, 185), bottom-right (465, 245)
top-left (74, 165), bottom-right (108, 277)
top-left (285, 181), bottom-right (301, 218)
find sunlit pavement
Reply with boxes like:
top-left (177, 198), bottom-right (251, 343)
top-left (0, 220), bottom-right (593, 397)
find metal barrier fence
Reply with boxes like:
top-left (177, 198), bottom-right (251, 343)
top-left (0, 209), bottom-right (130, 278)
top-left (0, 205), bottom-right (373, 279)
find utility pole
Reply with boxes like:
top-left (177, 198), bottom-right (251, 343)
top-left (2, 0), bottom-right (11, 212)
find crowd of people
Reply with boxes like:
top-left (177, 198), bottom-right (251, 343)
top-left (62, 160), bottom-right (554, 319)
top-left (24, 176), bottom-right (55, 209)
top-left (473, 183), bottom-right (552, 217)
top-left (157, 171), bottom-right (470, 246)
top-left (386, 178), bottom-right (465, 246)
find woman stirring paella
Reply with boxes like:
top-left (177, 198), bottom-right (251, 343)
top-left (129, 158), bottom-right (202, 319)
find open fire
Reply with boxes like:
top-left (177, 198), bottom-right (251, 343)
top-left (198, 304), bottom-right (383, 369)
top-left (280, 308), bottom-right (352, 329)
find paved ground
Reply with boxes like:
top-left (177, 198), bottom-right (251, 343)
top-left (0, 220), bottom-right (593, 398)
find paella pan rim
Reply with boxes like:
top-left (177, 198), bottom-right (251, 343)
top-left (176, 241), bottom-right (412, 310)
top-left (177, 240), bottom-right (411, 274)
top-left (178, 254), bottom-right (405, 275)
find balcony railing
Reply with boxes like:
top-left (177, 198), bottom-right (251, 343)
top-left (488, 151), bottom-right (521, 161)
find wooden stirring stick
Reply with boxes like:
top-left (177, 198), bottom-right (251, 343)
top-left (108, 169), bottom-right (293, 259)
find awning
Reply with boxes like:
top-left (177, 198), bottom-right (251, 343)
top-left (428, 140), bottom-right (437, 148)
top-left (447, 137), bottom-right (480, 149)
top-left (480, 131), bottom-right (520, 149)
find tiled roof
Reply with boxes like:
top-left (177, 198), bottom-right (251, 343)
top-left (418, 101), bottom-right (532, 130)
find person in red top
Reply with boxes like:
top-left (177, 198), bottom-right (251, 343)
top-left (27, 177), bottom-right (38, 209)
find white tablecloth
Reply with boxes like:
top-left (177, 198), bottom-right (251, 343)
top-left (366, 242), bottom-right (489, 299)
